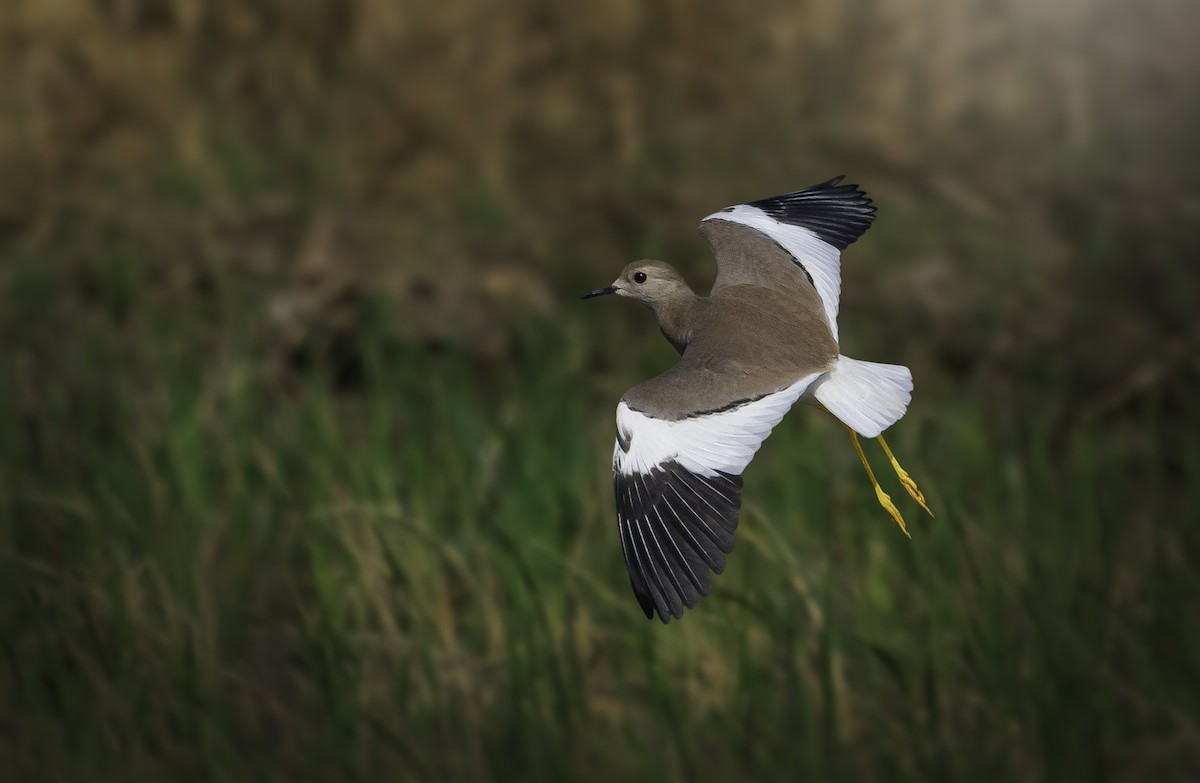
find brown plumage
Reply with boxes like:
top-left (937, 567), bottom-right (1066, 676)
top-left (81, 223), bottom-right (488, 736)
top-left (583, 177), bottom-right (931, 623)
top-left (611, 258), bottom-right (838, 420)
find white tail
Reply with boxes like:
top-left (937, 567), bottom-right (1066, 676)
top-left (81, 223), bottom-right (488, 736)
top-left (811, 355), bottom-right (912, 438)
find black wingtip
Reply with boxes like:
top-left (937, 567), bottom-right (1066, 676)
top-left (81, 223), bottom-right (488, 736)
top-left (747, 176), bottom-right (877, 250)
top-left (633, 584), bottom-right (658, 622)
top-left (615, 462), bottom-right (742, 624)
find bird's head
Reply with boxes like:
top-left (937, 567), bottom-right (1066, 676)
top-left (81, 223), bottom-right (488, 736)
top-left (580, 260), bottom-right (693, 309)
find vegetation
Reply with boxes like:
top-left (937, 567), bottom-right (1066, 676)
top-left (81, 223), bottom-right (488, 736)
top-left (2, 0), bottom-right (1198, 780)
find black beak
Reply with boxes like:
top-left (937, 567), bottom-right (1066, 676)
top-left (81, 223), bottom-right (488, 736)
top-left (580, 286), bottom-right (617, 300)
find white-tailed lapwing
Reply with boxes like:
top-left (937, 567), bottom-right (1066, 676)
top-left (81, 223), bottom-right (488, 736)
top-left (582, 176), bottom-right (932, 623)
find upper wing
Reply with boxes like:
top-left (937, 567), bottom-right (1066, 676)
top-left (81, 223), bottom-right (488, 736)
top-left (698, 176), bottom-right (876, 342)
top-left (611, 372), bottom-right (822, 623)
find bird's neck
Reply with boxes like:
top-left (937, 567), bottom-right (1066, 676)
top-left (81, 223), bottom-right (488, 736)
top-left (650, 292), bottom-right (699, 355)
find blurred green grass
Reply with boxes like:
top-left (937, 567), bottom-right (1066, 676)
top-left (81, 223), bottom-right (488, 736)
top-left (4, 256), bottom-right (1199, 780)
top-left (3, 0), bottom-right (1200, 780)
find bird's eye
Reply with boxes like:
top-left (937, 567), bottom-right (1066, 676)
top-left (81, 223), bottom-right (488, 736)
top-left (633, 272), bottom-right (647, 284)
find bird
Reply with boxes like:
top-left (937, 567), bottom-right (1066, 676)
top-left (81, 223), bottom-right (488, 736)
top-left (582, 176), bottom-right (932, 623)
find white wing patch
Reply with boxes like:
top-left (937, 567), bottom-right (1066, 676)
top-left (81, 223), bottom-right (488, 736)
top-left (614, 373), bottom-right (822, 478)
top-left (703, 204), bottom-right (843, 340)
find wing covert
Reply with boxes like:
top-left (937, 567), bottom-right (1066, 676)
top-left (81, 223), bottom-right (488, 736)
top-left (699, 176), bottom-right (876, 341)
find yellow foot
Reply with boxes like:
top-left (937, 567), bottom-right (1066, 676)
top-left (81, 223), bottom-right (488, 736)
top-left (876, 434), bottom-right (934, 518)
top-left (849, 428), bottom-right (911, 538)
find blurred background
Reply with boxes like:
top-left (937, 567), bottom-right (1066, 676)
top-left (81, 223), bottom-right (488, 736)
top-left (2, 0), bottom-right (1199, 780)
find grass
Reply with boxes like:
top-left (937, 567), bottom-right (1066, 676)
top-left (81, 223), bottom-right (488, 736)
top-left (3, 0), bottom-right (1200, 778)
top-left (2, 266), bottom-right (1199, 780)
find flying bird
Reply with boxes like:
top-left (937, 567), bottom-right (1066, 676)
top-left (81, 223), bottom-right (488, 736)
top-left (582, 176), bottom-right (932, 623)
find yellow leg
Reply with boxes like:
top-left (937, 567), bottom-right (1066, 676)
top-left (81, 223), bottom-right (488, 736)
top-left (876, 434), bottom-right (934, 518)
top-left (848, 428), bottom-right (910, 539)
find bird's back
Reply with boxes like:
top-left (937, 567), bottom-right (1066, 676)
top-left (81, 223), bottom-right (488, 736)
top-left (698, 281), bottom-right (837, 373)
top-left (622, 282), bottom-right (837, 420)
